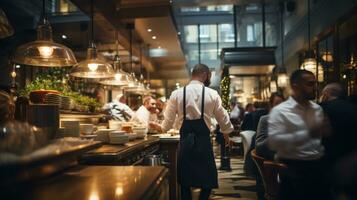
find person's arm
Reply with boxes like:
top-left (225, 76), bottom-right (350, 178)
top-left (160, 92), bottom-right (178, 133)
top-left (267, 108), bottom-right (310, 153)
top-left (212, 92), bottom-right (233, 143)
top-left (255, 116), bottom-right (275, 159)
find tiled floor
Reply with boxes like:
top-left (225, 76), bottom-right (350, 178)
top-left (191, 144), bottom-right (257, 200)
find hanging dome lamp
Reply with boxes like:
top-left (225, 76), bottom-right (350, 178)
top-left (69, 0), bottom-right (114, 79)
top-left (12, 0), bottom-right (77, 67)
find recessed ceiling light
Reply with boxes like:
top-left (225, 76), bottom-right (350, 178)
top-left (61, 34), bottom-right (67, 39)
top-left (147, 29), bottom-right (152, 32)
top-left (15, 65), bottom-right (21, 69)
top-left (177, 32), bottom-right (181, 35)
top-left (152, 36), bottom-right (157, 40)
top-left (158, 46), bottom-right (161, 49)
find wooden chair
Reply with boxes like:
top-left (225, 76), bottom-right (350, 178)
top-left (251, 149), bottom-right (287, 200)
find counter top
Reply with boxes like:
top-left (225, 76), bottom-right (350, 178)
top-left (80, 136), bottom-right (160, 165)
top-left (1, 166), bottom-right (168, 200)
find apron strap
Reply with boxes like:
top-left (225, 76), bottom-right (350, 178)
top-left (201, 86), bottom-right (205, 119)
top-left (183, 86), bottom-right (186, 120)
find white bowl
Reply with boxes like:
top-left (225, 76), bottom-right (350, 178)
top-left (80, 124), bottom-right (94, 135)
top-left (109, 120), bottom-right (123, 130)
top-left (95, 129), bottom-right (114, 143)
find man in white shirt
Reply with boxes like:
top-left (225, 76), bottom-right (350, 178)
top-left (268, 69), bottom-right (326, 200)
top-left (131, 96), bottom-right (157, 126)
top-left (103, 94), bottom-right (134, 121)
top-left (151, 64), bottom-right (233, 200)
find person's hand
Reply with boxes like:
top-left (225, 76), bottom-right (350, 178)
top-left (149, 122), bottom-right (163, 133)
top-left (223, 133), bottom-right (230, 147)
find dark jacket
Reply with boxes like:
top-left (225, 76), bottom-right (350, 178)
top-left (320, 99), bottom-right (357, 164)
top-left (255, 115), bottom-right (275, 160)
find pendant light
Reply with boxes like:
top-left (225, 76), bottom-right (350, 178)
top-left (277, 2), bottom-right (288, 88)
top-left (300, 0), bottom-right (323, 81)
top-left (99, 31), bottom-right (131, 87)
top-left (123, 26), bottom-right (140, 90)
top-left (69, 0), bottom-right (114, 79)
top-left (125, 44), bottom-right (146, 93)
top-left (12, 0), bottom-right (76, 67)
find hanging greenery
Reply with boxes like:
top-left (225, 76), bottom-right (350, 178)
top-left (220, 75), bottom-right (231, 113)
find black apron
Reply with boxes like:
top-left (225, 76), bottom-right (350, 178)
top-left (177, 86), bottom-right (218, 189)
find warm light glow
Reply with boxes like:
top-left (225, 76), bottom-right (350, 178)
top-left (147, 29), bottom-right (152, 32)
top-left (11, 71), bottom-right (16, 78)
top-left (38, 46), bottom-right (54, 58)
top-left (62, 34), bottom-right (67, 39)
top-left (158, 46), bottom-right (161, 49)
top-left (270, 81), bottom-right (277, 92)
top-left (88, 63), bottom-right (99, 71)
top-left (301, 58), bottom-right (323, 82)
top-left (277, 73), bottom-right (288, 87)
top-left (114, 73), bottom-right (122, 80)
top-left (152, 36), bottom-right (157, 40)
top-left (343, 74), bottom-right (347, 79)
top-left (89, 192), bottom-right (99, 200)
top-left (322, 52), bottom-right (333, 62)
top-left (15, 65), bottom-right (20, 69)
top-left (115, 183), bottom-right (124, 197)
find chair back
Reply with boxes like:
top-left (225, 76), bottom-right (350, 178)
top-left (263, 160), bottom-right (287, 199)
top-left (251, 149), bottom-right (287, 200)
top-left (240, 130), bottom-right (255, 161)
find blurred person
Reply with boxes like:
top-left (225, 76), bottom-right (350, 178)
top-left (319, 83), bottom-right (357, 164)
top-left (319, 83), bottom-right (357, 198)
top-left (131, 96), bottom-right (157, 126)
top-left (268, 69), bottom-right (326, 200)
top-left (254, 92), bottom-right (285, 200)
top-left (244, 103), bottom-right (255, 115)
top-left (150, 64), bottom-right (233, 200)
top-left (156, 98), bottom-right (165, 121)
top-left (103, 94), bottom-right (134, 121)
top-left (230, 102), bottom-right (241, 130)
top-left (255, 92), bottom-right (285, 160)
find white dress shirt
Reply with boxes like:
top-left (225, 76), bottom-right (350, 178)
top-left (161, 80), bottom-right (233, 134)
top-left (268, 96), bottom-right (324, 160)
top-left (132, 105), bottom-right (157, 126)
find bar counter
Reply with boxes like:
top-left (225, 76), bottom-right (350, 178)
top-left (81, 136), bottom-right (160, 165)
top-left (1, 166), bottom-right (169, 200)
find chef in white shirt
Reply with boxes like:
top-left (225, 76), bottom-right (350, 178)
top-left (131, 96), bottom-right (157, 126)
top-left (150, 64), bottom-right (233, 200)
top-left (103, 94), bottom-right (134, 121)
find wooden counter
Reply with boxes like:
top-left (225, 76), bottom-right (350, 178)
top-left (80, 136), bottom-right (160, 165)
top-left (0, 166), bottom-right (169, 200)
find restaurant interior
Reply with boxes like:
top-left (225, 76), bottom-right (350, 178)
top-left (0, 0), bottom-right (357, 199)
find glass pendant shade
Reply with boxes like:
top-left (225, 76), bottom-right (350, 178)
top-left (270, 80), bottom-right (277, 92)
top-left (301, 58), bottom-right (323, 82)
top-left (277, 73), bottom-right (288, 87)
top-left (124, 74), bottom-right (145, 93)
top-left (13, 19), bottom-right (77, 67)
top-left (70, 43), bottom-right (114, 79)
top-left (99, 55), bottom-right (130, 87)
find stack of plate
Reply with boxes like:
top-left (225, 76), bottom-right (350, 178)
top-left (44, 93), bottom-right (61, 106)
top-left (61, 96), bottom-right (71, 110)
top-left (109, 131), bottom-right (129, 144)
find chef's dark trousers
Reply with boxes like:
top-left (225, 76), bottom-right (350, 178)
top-left (181, 186), bottom-right (211, 200)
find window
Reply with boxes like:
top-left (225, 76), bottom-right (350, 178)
top-left (247, 24), bottom-right (254, 42)
top-left (184, 25), bottom-right (198, 43)
top-left (216, 5), bottom-right (233, 12)
top-left (199, 24), bottom-right (217, 43)
top-left (181, 7), bottom-right (200, 12)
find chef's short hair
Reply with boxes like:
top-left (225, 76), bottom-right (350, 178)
top-left (191, 64), bottom-right (210, 77)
